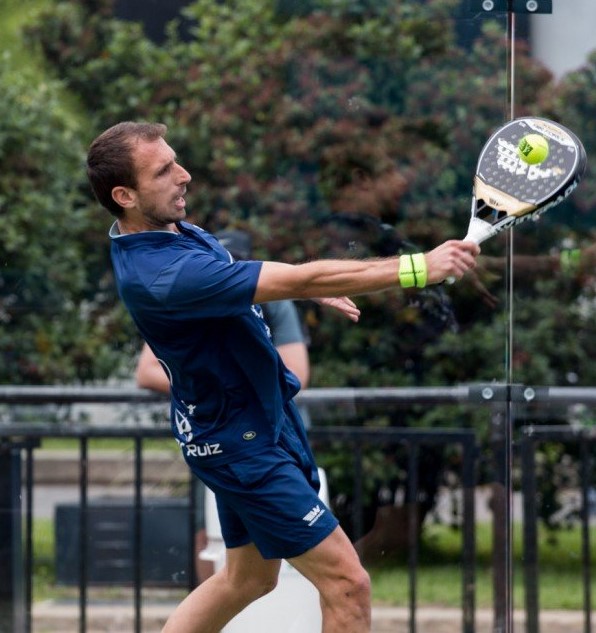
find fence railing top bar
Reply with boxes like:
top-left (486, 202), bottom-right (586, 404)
top-left (295, 386), bottom-right (472, 405)
top-left (0, 424), bottom-right (171, 439)
top-left (521, 424), bottom-right (596, 440)
top-left (0, 385), bottom-right (471, 405)
top-left (0, 385), bottom-right (166, 404)
top-left (540, 386), bottom-right (596, 405)
top-left (1, 384), bottom-right (596, 405)
top-left (0, 423), bottom-right (475, 441)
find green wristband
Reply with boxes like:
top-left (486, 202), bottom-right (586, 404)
top-left (399, 253), bottom-right (427, 288)
top-left (399, 254), bottom-right (415, 288)
top-left (411, 252), bottom-right (428, 288)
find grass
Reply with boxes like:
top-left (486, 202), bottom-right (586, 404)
top-left (40, 437), bottom-right (178, 453)
top-left (368, 521), bottom-right (595, 609)
top-left (32, 518), bottom-right (56, 602)
top-left (31, 516), bottom-right (595, 609)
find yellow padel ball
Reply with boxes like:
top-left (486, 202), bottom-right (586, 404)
top-left (518, 133), bottom-right (549, 165)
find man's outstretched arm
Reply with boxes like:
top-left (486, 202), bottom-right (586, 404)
top-left (253, 240), bottom-right (480, 304)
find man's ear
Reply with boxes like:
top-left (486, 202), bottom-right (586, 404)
top-left (111, 186), bottom-right (136, 209)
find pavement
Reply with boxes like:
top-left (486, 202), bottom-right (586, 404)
top-left (31, 602), bottom-right (586, 633)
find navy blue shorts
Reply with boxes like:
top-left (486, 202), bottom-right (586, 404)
top-left (189, 405), bottom-right (338, 559)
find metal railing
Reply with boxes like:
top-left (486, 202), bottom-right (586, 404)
top-left (520, 425), bottom-right (596, 633)
top-left (0, 384), bottom-right (595, 633)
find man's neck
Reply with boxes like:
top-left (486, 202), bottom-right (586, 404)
top-left (117, 218), bottom-right (179, 235)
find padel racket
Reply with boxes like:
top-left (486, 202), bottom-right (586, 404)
top-left (464, 117), bottom-right (587, 244)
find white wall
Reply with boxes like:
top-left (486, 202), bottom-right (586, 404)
top-left (530, 0), bottom-right (596, 79)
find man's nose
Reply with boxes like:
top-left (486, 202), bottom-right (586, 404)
top-left (177, 164), bottom-right (192, 184)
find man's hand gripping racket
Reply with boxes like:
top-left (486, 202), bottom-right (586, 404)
top-left (463, 117), bottom-right (587, 244)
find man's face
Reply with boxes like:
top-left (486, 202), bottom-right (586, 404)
top-left (127, 137), bottom-right (192, 228)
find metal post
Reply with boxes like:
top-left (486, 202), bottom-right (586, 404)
top-left (490, 405), bottom-right (511, 633)
top-left (520, 432), bottom-right (539, 633)
top-left (78, 438), bottom-right (88, 633)
top-left (579, 436), bottom-right (592, 633)
top-left (407, 442), bottom-right (420, 633)
top-left (461, 434), bottom-right (477, 633)
top-left (133, 436), bottom-right (143, 633)
top-left (352, 440), bottom-right (364, 542)
top-left (0, 441), bottom-right (25, 633)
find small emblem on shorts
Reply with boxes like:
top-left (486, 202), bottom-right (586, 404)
top-left (243, 431), bottom-right (257, 441)
top-left (303, 504), bottom-right (325, 526)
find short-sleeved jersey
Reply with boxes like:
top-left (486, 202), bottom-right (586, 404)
top-left (262, 300), bottom-right (306, 347)
top-left (109, 220), bottom-right (301, 466)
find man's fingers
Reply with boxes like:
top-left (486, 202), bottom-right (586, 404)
top-left (425, 240), bottom-right (481, 284)
top-left (316, 296), bottom-right (361, 322)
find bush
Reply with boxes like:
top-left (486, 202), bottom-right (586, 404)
top-left (20, 0), bottom-right (596, 391)
top-left (0, 66), bottom-right (136, 383)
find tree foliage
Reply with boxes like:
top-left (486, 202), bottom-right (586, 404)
top-left (0, 65), bottom-right (137, 383)
top-left (8, 0), bottom-right (596, 395)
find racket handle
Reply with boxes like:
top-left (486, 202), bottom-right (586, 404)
top-left (464, 217), bottom-right (497, 244)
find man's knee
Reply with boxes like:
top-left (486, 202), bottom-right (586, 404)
top-left (320, 564), bottom-right (371, 608)
top-left (227, 567), bottom-right (279, 602)
top-left (342, 566), bottom-right (371, 603)
top-left (248, 574), bottom-right (279, 599)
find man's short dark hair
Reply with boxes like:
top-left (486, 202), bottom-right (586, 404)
top-left (86, 121), bottom-right (167, 217)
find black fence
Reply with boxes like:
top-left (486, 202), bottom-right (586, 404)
top-left (520, 425), bottom-right (595, 633)
top-left (0, 384), bottom-right (595, 633)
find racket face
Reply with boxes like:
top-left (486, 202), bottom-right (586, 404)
top-left (466, 117), bottom-right (587, 243)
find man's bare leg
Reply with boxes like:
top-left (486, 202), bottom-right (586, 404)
top-left (161, 543), bottom-right (281, 633)
top-left (289, 525), bottom-right (371, 633)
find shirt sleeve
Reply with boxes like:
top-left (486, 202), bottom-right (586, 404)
top-left (263, 300), bottom-right (305, 346)
top-left (150, 251), bottom-right (263, 318)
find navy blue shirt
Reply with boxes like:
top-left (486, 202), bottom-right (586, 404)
top-left (110, 221), bottom-right (301, 466)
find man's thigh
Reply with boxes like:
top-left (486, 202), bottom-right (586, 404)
top-left (225, 542), bottom-right (282, 586)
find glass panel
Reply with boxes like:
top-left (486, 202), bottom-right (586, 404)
top-left (509, 4), bottom-right (596, 633)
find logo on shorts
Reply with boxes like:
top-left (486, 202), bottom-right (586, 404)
top-left (243, 431), bottom-right (257, 441)
top-left (302, 504), bottom-right (325, 526)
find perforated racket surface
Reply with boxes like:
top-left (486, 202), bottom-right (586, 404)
top-left (464, 117), bottom-right (587, 244)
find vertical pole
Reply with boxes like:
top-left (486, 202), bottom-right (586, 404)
top-left (0, 442), bottom-right (24, 633)
top-left (503, 4), bottom-right (516, 633)
top-left (521, 432), bottom-right (539, 633)
top-left (461, 433), bottom-right (477, 633)
top-left (352, 441), bottom-right (364, 542)
top-left (133, 436), bottom-right (143, 633)
top-left (24, 443), bottom-right (34, 633)
top-left (491, 404), bottom-right (511, 633)
top-left (78, 438), bottom-right (88, 633)
top-left (407, 443), bottom-right (420, 633)
top-left (579, 436), bottom-right (592, 633)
